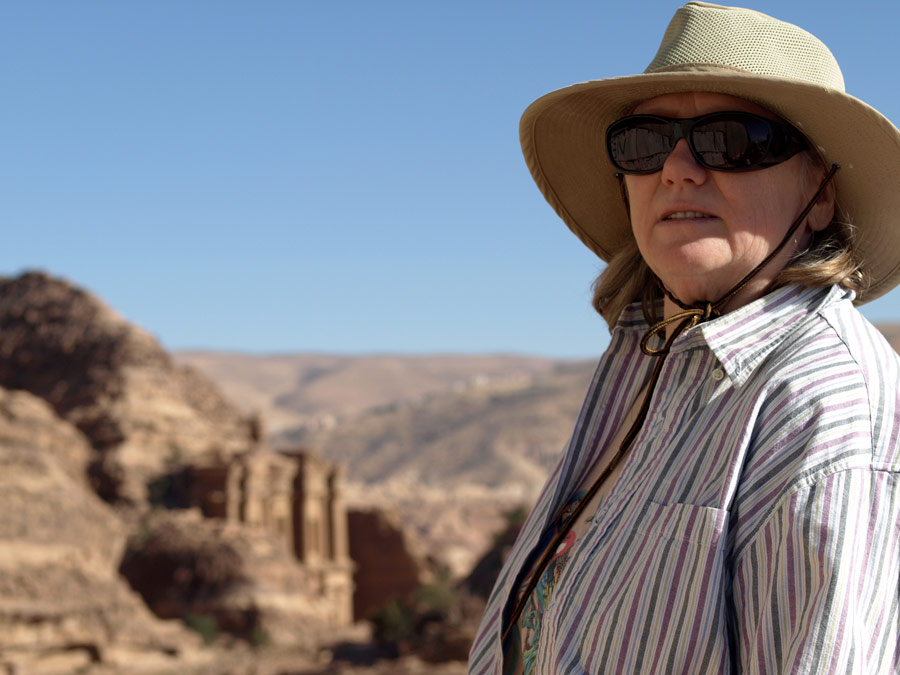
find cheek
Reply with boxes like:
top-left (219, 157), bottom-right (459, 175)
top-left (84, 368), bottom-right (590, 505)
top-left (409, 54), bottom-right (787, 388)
top-left (724, 174), bottom-right (808, 241)
top-left (623, 178), bottom-right (653, 237)
top-left (759, 162), bottom-right (816, 221)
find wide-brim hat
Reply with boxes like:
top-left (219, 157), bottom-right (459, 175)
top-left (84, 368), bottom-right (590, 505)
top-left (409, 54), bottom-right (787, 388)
top-left (521, 1), bottom-right (900, 303)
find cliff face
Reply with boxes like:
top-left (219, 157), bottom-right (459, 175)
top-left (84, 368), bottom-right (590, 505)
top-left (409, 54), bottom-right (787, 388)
top-left (0, 385), bottom-right (201, 673)
top-left (348, 508), bottom-right (437, 622)
top-left (0, 271), bottom-right (254, 504)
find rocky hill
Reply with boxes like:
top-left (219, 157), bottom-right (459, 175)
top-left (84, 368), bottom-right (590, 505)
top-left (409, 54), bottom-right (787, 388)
top-left (181, 323), bottom-right (900, 496)
top-left (0, 384), bottom-right (208, 673)
top-left (0, 272), bottom-right (255, 504)
top-left (0, 273), bottom-right (368, 673)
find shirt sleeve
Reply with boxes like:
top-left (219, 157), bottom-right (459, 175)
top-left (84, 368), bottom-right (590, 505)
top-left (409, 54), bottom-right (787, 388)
top-left (729, 468), bottom-right (900, 674)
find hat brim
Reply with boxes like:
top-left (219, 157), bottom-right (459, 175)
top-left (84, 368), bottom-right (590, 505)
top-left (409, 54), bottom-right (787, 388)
top-left (520, 67), bottom-right (900, 304)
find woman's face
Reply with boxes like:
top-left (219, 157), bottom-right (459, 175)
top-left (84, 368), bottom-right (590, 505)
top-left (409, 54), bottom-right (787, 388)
top-left (624, 92), bottom-right (834, 307)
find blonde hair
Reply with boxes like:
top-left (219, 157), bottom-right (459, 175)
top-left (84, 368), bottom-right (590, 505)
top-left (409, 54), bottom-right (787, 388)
top-left (591, 205), bottom-right (867, 331)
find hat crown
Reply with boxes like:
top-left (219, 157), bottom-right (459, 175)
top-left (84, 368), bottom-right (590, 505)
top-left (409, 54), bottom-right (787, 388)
top-left (645, 2), bottom-right (845, 92)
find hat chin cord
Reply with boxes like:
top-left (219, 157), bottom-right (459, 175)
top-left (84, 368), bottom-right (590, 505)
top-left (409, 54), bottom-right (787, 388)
top-left (640, 162), bottom-right (840, 357)
top-left (500, 162), bottom-right (839, 644)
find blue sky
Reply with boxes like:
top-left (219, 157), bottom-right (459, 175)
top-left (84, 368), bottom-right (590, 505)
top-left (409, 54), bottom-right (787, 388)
top-left (3, 1), bottom-right (899, 358)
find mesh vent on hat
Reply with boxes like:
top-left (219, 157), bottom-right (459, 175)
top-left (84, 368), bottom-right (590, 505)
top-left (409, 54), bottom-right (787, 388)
top-left (645, 2), bottom-right (845, 91)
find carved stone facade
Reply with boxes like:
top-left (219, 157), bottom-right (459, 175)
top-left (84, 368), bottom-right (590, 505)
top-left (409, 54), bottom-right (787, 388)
top-left (187, 448), bottom-right (354, 627)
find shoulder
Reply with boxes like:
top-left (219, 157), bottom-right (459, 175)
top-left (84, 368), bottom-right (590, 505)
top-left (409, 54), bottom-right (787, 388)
top-left (731, 293), bottom-right (900, 546)
top-left (765, 291), bottom-right (898, 378)
top-left (816, 296), bottom-right (900, 380)
top-left (757, 292), bottom-right (900, 444)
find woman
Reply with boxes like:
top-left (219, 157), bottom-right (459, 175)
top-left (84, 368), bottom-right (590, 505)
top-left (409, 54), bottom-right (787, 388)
top-left (469, 3), bottom-right (900, 674)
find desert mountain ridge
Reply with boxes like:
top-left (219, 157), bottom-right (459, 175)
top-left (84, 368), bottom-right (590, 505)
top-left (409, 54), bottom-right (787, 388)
top-left (275, 359), bottom-right (594, 488)
top-left (173, 350), bottom-right (576, 435)
top-left (172, 351), bottom-right (598, 489)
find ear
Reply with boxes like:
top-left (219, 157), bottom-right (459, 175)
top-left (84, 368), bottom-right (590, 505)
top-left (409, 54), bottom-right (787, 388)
top-left (807, 179), bottom-right (835, 232)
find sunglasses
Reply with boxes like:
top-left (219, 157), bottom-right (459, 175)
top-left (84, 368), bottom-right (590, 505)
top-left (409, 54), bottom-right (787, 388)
top-left (606, 111), bottom-right (809, 174)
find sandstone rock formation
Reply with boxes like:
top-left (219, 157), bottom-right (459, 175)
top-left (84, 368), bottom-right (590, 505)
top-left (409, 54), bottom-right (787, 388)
top-left (346, 505), bottom-right (486, 666)
top-left (0, 385), bottom-right (204, 674)
top-left (0, 272), bottom-right (357, 672)
top-left (0, 271), bottom-right (254, 504)
top-left (876, 323), bottom-right (900, 353)
top-left (347, 509), bottom-right (439, 622)
top-left (119, 509), bottom-right (344, 648)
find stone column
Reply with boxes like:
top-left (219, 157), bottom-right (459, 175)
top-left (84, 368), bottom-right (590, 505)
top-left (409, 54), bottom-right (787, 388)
top-left (292, 453), bottom-right (327, 566)
top-left (327, 464), bottom-right (350, 565)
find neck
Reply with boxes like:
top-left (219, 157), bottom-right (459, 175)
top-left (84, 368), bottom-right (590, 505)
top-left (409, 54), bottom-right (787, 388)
top-left (656, 163), bottom-right (840, 342)
top-left (660, 270), bottom-right (777, 339)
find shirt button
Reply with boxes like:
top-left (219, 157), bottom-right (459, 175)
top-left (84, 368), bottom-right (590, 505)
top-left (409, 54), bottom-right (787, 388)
top-left (712, 367), bottom-right (725, 381)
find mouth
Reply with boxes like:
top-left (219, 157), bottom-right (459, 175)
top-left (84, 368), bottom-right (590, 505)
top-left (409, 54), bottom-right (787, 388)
top-left (663, 210), bottom-right (716, 221)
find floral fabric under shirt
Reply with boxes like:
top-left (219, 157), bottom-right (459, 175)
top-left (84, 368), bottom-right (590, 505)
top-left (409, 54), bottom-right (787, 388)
top-left (502, 489), bottom-right (587, 675)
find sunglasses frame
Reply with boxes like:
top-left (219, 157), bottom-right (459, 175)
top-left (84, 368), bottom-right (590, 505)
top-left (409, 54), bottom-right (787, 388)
top-left (606, 111), bottom-right (809, 175)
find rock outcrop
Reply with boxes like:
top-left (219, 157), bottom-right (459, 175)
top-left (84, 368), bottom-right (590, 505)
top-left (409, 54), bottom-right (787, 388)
top-left (119, 510), bottom-right (343, 648)
top-left (348, 508), bottom-right (439, 622)
top-left (0, 385), bottom-right (203, 674)
top-left (0, 271), bottom-right (254, 504)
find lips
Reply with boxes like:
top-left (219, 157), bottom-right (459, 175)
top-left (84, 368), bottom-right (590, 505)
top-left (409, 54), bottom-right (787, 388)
top-left (663, 210), bottom-right (715, 220)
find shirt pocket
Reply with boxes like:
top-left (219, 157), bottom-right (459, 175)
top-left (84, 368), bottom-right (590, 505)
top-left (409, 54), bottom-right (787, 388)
top-left (633, 499), bottom-right (729, 547)
top-left (540, 499), bottom-right (732, 672)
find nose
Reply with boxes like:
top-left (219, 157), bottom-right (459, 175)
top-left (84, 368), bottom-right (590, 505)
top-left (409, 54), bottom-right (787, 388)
top-left (660, 138), bottom-right (708, 186)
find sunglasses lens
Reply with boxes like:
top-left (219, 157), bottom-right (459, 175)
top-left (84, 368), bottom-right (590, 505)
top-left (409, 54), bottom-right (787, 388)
top-left (691, 115), bottom-right (772, 169)
top-left (607, 113), bottom-right (788, 173)
top-left (608, 118), bottom-right (675, 173)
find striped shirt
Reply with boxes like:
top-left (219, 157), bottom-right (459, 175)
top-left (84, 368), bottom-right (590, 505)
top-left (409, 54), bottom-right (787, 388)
top-left (469, 284), bottom-right (900, 674)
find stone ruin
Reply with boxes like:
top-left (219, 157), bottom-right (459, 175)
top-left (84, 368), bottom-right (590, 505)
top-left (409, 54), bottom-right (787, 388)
top-left (116, 444), bottom-right (357, 648)
top-left (186, 447), bottom-right (354, 627)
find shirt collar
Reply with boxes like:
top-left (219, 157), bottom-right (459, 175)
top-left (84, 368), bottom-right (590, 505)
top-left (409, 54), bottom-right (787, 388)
top-left (615, 284), bottom-right (854, 387)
